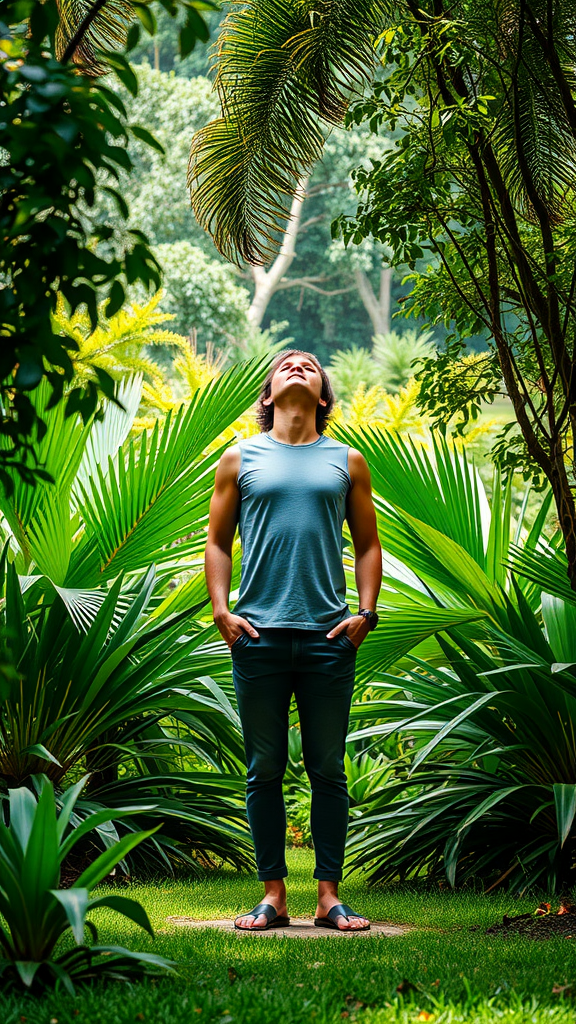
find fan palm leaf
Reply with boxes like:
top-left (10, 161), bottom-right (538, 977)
top-left (74, 357), bottom-right (266, 584)
top-left (0, 380), bottom-right (92, 579)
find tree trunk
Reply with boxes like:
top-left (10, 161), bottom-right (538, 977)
top-left (549, 452), bottom-right (576, 590)
top-left (247, 177), bottom-right (309, 327)
top-left (353, 266), bottom-right (393, 335)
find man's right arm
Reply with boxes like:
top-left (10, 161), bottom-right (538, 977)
top-left (205, 445), bottom-right (260, 648)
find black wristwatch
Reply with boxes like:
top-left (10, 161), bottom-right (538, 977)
top-left (358, 608), bottom-right (379, 630)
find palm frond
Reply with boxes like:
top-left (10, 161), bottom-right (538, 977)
top-left (0, 380), bottom-right (91, 568)
top-left (56, 0), bottom-right (133, 73)
top-left (507, 542), bottom-right (574, 605)
top-left (189, 0), bottom-right (391, 263)
top-left (332, 423), bottom-right (487, 563)
top-left (74, 374), bottom-right (142, 504)
top-left (76, 357), bottom-right (267, 583)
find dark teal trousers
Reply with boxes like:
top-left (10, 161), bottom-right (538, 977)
top-left (231, 627), bottom-right (357, 881)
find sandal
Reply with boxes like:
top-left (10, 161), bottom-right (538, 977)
top-left (234, 902), bottom-right (291, 931)
top-left (314, 903), bottom-right (370, 931)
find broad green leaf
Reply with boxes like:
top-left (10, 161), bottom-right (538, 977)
top-left (9, 787), bottom-right (38, 855)
top-left (89, 894), bottom-right (154, 936)
top-left (553, 784), bottom-right (576, 847)
top-left (56, 775), bottom-right (90, 841)
top-left (21, 783), bottom-right (59, 905)
top-left (51, 888), bottom-right (90, 944)
top-left (542, 593), bottom-right (576, 664)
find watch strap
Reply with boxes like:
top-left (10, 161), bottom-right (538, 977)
top-left (358, 608), bottom-right (378, 630)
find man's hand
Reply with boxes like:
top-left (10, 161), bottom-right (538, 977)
top-left (326, 615), bottom-right (370, 649)
top-left (215, 610), bottom-right (260, 650)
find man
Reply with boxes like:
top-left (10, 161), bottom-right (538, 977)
top-left (205, 349), bottom-right (382, 931)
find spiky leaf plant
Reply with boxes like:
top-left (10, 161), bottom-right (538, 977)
top-left (331, 423), bottom-right (576, 890)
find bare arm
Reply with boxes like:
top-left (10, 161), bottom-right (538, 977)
top-left (327, 448), bottom-right (382, 646)
top-left (205, 446), bottom-right (260, 647)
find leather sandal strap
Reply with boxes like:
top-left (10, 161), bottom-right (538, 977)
top-left (248, 902), bottom-right (278, 922)
top-left (327, 903), bottom-right (361, 922)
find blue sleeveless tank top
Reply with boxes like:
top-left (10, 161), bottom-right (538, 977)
top-left (233, 432), bottom-right (352, 629)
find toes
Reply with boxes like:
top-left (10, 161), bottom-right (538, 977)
top-left (236, 914), bottom-right (266, 929)
top-left (337, 916), bottom-right (369, 930)
top-left (248, 914), bottom-right (267, 929)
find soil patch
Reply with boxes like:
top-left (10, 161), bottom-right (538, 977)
top-left (485, 901), bottom-right (576, 940)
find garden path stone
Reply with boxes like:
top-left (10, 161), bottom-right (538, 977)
top-left (165, 916), bottom-right (408, 937)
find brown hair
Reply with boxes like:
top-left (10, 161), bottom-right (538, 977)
top-left (256, 349), bottom-right (335, 433)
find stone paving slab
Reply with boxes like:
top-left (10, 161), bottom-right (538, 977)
top-left (165, 916), bottom-right (408, 937)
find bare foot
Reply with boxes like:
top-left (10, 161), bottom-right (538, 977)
top-left (315, 894), bottom-right (369, 931)
top-left (235, 886), bottom-right (287, 930)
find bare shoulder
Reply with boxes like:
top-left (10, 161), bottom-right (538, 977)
top-left (216, 444), bottom-right (242, 484)
top-left (347, 447), bottom-right (371, 486)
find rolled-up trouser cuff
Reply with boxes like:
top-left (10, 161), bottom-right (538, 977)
top-left (258, 867), bottom-right (288, 880)
top-left (313, 870), bottom-right (343, 881)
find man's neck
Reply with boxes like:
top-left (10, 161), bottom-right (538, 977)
top-left (269, 404), bottom-right (319, 446)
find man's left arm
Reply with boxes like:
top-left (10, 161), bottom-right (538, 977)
top-left (326, 448), bottom-right (382, 646)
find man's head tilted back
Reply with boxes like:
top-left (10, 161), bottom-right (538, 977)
top-left (256, 350), bottom-right (335, 433)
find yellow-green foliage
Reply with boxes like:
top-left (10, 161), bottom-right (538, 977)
top-left (53, 294), bottom-right (502, 454)
top-left (52, 292), bottom-right (186, 396)
top-left (330, 380), bottom-right (430, 439)
top-left (53, 293), bottom-right (261, 442)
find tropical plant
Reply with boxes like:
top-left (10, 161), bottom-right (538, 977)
top-left (329, 381), bottom-right (430, 438)
top-left (53, 292), bottom-right (186, 394)
top-left (329, 422), bottom-right (576, 890)
top-left (0, 357), bottom-right (268, 872)
top-left (346, 589), bottom-right (576, 892)
top-left (328, 346), bottom-right (377, 404)
top-left (0, 777), bottom-right (172, 993)
top-left (372, 330), bottom-right (435, 394)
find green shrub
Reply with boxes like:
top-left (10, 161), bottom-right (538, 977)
top-left (332, 424), bottom-right (576, 891)
top-left (0, 777), bottom-right (172, 993)
top-left (0, 360), bottom-right (267, 872)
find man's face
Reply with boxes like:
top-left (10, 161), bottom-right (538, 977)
top-left (264, 353), bottom-right (327, 409)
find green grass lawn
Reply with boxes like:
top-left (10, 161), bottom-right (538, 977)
top-left (3, 848), bottom-right (576, 1024)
